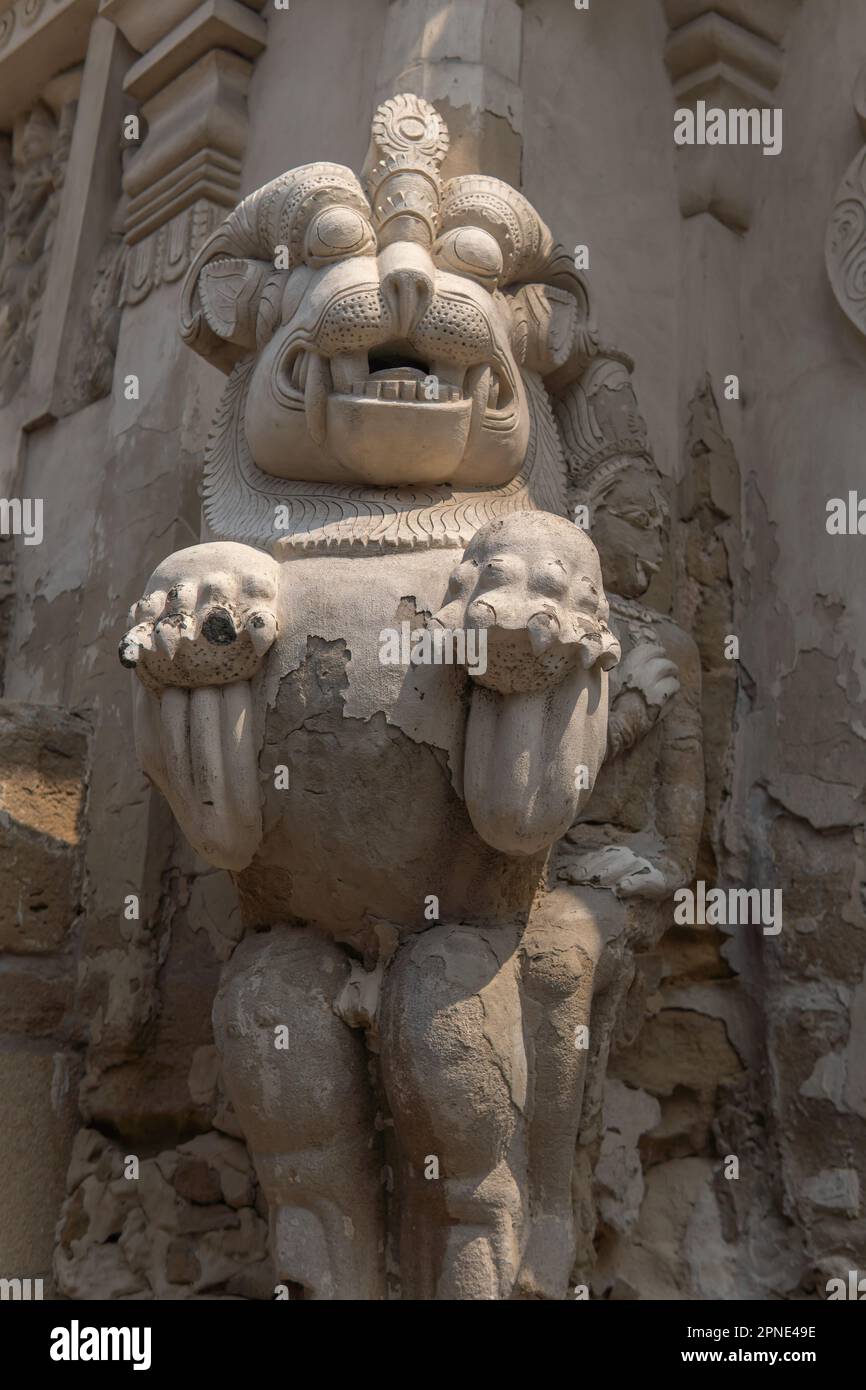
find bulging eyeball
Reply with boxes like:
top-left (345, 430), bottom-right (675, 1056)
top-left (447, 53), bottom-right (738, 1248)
top-left (433, 226), bottom-right (504, 286)
top-left (304, 206), bottom-right (376, 268)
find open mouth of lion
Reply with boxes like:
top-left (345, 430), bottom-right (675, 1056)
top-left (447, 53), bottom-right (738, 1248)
top-left (272, 339), bottom-right (518, 485)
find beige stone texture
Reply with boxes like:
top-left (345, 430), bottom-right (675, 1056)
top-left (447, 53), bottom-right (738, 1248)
top-left (0, 702), bottom-right (88, 953)
top-left (0, 1050), bottom-right (79, 1286)
top-left (0, 0), bottom-right (863, 1305)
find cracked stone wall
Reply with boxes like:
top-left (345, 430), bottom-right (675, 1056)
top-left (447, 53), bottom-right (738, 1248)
top-left (732, 0), bottom-right (866, 1294)
top-left (1, 0), bottom-right (864, 1300)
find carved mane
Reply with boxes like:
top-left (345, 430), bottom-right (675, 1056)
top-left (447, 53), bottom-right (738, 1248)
top-left (202, 362), bottom-right (569, 554)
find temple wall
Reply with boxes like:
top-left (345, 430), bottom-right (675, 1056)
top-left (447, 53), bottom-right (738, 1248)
top-left (0, 0), bottom-right (863, 1300)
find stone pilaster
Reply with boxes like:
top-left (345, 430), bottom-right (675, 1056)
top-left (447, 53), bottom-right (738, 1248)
top-left (375, 0), bottom-right (524, 185)
top-left (99, 0), bottom-right (267, 303)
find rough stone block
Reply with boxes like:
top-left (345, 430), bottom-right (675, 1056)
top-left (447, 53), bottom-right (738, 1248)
top-left (0, 703), bottom-right (89, 954)
top-left (0, 1050), bottom-right (79, 1284)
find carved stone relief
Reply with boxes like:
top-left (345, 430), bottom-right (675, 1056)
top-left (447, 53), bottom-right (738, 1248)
top-left (826, 61), bottom-right (866, 335)
top-left (0, 98), bottom-right (74, 405)
top-left (116, 93), bottom-right (701, 1300)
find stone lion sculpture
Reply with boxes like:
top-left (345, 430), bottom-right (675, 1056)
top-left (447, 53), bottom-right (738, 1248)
top-left (119, 94), bottom-right (700, 1300)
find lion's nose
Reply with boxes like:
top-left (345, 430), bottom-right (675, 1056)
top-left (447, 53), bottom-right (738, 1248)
top-left (378, 242), bottom-right (435, 338)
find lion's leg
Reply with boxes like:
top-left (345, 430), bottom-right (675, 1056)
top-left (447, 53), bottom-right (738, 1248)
top-left (212, 926), bottom-right (384, 1299)
top-left (379, 922), bottom-right (527, 1300)
top-left (515, 884), bottom-right (627, 1299)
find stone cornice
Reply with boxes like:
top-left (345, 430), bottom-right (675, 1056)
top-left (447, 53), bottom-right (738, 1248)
top-left (660, 0), bottom-right (802, 231)
top-left (97, 0), bottom-right (269, 303)
top-left (0, 0), bottom-right (100, 129)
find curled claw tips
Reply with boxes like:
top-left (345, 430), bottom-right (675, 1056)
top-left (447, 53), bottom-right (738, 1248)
top-left (575, 620), bottom-right (621, 671)
top-left (154, 612), bottom-right (193, 659)
top-left (118, 635), bottom-right (139, 669)
top-left (165, 581), bottom-right (197, 612)
top-left (136, 590), bottom-right (167, 622)
top-left (527, 611), bottom-right (560, 655)
top-left (246, 610), bottom-right (277, 656)
top-left (467, 598), bottom-right (496, 628)
top-left (118, 621), bottom-right (155, 668)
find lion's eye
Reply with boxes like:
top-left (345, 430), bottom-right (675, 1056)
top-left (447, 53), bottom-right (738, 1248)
top-left (304, 206), bottom-right (376, 267)
top-left (433, 227), bottom-right (503, 286)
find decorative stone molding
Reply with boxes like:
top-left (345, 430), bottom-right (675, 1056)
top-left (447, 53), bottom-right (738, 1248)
top-left (0, 0), bottom-right (98, 128)
top-left (121, 197), bottom-right (222, 305)
top-left (661, 0), bottom-right (801, 230)
top-left (122, 0), bottom-right (265, 103)
top-left (826, 61), bottom-right (866, 336)
top-left (98, 0), bottom-right (268, 304)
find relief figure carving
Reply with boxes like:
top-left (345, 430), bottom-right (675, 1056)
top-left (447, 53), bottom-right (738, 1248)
top-left (119, 94), bottom-right (701, 1300)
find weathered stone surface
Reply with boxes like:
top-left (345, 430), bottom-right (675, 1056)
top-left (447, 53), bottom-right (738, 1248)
top-left (0, 1050), bottom-right (79, 1286)
top-left (55, 1126), bottom-right (269, 1299)
top-left (0, 960), bottom-right (71, 1035)
top-left (0, 0), bottom-right (864, 1308)
top-left (0, 702), bottom-right (88, 953)
top-left (118, 90), bottom-right (634, 1302)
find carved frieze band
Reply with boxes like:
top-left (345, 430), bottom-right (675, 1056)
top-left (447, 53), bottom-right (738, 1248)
top-left (121, 197), bottom-right (222, 305)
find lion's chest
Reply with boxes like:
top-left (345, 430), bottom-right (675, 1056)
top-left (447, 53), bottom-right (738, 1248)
top-left (242, 547), bottom-right (541, 939)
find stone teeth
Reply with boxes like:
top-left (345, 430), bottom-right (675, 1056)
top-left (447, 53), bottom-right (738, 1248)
top-left (347, 379), bottom-right (463, 401)
top-left (431, 362), bottom-right (466, 394)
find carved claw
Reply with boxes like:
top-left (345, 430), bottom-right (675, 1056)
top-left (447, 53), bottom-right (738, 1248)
top-left (431, 511), bottom-right (620, 694)
top-left (438, 512), bottom-right (619, 855)
top-left (120, 541), bottom-right (280, 693)
top-left (247, 609), bottom-right (278, 657)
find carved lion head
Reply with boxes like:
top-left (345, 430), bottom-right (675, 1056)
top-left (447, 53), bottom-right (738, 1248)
top-left (180, 94), bottom-right (596, 491)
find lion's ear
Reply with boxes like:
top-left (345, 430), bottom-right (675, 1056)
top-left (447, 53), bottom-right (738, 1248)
top-left (196, 257), bottom-right (273, 351)
top-left (510, 283), bottom-right (578, 375)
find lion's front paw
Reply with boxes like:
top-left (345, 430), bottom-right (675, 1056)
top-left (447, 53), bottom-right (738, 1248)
top-left (119, 541), bottom-right (279, 692)
top-left (430, 511), bottom-right (620, 694)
